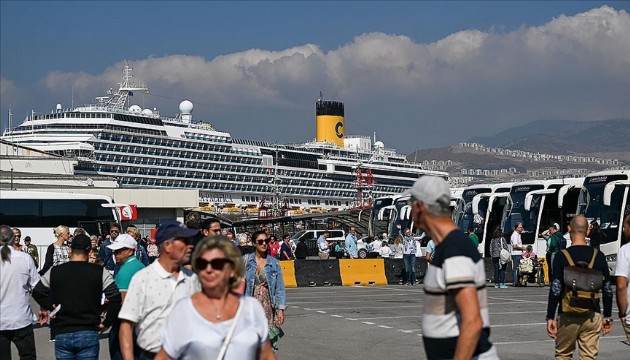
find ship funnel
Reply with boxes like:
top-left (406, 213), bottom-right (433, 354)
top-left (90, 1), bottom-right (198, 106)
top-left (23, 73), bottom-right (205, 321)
top-left (316, 97), bottom-right (344, 147)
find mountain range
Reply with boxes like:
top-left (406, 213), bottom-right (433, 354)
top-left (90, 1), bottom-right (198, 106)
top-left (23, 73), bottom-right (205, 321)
top-left (467, 119), bottom-right (630, 155)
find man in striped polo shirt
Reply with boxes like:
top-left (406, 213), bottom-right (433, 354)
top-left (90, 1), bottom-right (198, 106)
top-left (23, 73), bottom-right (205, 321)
top-left (407, 176), bottom-right (498, 359)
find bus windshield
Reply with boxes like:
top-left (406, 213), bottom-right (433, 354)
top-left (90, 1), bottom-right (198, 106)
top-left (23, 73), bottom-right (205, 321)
top-left (503, 184), bottom-right (544, 242)
top-left (581, 175), bottom-right (628, 243)
top-left (456, 188), bottom-right (491, 231)
top-left (370, 197), bottom-right (395, 237)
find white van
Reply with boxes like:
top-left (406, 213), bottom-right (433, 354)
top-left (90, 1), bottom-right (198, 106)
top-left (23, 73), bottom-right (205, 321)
top-left (290, 229), bottom-right (345, 257)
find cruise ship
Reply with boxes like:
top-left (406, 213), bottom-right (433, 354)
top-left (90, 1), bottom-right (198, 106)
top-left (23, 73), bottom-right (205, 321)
top-left (2, 62), bottom-right (448, 214)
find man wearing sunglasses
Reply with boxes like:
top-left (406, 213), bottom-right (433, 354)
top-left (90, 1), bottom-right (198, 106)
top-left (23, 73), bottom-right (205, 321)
top-left (408, 176), bottom-right (497, 360)
top-left (99, 223), bottom-right (122, 273)
top-left (118, 220), bottom-right (200, 360)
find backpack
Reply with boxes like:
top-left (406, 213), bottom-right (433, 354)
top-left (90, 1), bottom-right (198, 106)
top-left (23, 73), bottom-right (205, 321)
top-left (499, 238), bottom-right (511, 265)
top-left (519, 258), bottom-right (534, 273)
top-left (560, 249), bottom-right (603, 315)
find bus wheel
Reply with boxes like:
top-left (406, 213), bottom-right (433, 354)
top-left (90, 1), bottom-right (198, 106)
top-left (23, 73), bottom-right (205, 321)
top-left (358, 249), bottom-right (368, 259)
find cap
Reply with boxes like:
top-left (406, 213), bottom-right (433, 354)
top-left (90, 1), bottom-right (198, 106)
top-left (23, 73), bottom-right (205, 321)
top-left (24, 236), bottom-right (32, 242)
top-left (70, 234), bottom-right (91, 251)
top-left (404, 176), bottom-right (451, 208)
top-left (107, 233), bottom-right (137, 251)
top-left (551, 223), bottom-right (560, 229)
top-left (155, 220), bottom-right (199, 245)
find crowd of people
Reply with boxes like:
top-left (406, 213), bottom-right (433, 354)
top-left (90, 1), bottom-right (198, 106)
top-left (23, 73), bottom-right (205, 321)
top-left (2, 175), bottom-right (630, 360)
top-left (0, 220), bottom-right (288, 360)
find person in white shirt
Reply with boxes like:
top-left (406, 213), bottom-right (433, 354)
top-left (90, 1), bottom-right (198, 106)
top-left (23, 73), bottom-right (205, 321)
top-left (510, 223), bottom-right (527, 287)
top-left (370, 236), bottom-right (382, 254)
top-left (118, 220), bottom-right (200, 359)
top-left (379, 241), bottom-right (392, 258)
top-left (0, 225), bottom-right (45, 360)
top-left (615, 214), bottom-right (630, 343)
top-left (317, 231), bottom-right (332, 260)
top-left (156, 237), bottom-right (275, 360)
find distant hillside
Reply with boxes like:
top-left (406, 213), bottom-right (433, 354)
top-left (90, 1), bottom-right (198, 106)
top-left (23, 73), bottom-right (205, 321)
top-left (468, 119), bottom-right (630, 155)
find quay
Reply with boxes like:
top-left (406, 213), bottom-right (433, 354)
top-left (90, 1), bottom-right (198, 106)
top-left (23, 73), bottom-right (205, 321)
top-left (12, 285), bottom-right (629, 360)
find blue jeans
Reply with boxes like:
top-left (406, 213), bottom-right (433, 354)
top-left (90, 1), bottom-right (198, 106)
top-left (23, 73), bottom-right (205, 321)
top-left (55, 330), bottom-right (99, 360)
top-left (511, 255), bottom-right (521, 286)
top-left (492, 257), bottom-right (506, 284)
top-left (403, 254), bottom-right (417, 284)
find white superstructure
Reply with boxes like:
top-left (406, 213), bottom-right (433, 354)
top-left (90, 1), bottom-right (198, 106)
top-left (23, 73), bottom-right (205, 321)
top-left (2, 62), bottom-right (448, 214)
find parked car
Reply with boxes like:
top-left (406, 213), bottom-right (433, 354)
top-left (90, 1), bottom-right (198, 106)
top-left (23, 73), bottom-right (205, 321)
top-left (290, 229), bottom-right (346, 257)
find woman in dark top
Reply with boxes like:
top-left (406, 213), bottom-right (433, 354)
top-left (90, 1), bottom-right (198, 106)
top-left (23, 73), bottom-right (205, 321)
top-left (588, 220), bottom-right (606, 250)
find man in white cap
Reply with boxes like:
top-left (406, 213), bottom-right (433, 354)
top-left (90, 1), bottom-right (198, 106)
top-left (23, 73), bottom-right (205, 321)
top-left (107, 234), bottom-right (146, 360)
top-left (407, 176), bottom-right (497, 359)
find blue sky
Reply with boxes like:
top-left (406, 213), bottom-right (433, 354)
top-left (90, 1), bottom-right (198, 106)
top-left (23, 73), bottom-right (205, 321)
top-left (2, 1), bottom-right (629, 152)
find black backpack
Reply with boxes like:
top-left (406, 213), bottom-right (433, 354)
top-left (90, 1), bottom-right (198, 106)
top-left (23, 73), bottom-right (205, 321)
top-left (560, 249), bottom-right (603, 315)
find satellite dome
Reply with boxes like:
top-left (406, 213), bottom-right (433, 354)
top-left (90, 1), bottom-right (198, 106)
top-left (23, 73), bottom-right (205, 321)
top-left (129, 105), bottom-right (142, 113)
top-left (141, 108), bottom-right (153, 115)
top-left (179, 100), bottom-right (193, 114)
top-left (374, 141), bottom-right (385, 148)
top-left (56, 103), bottom-right (62, 110)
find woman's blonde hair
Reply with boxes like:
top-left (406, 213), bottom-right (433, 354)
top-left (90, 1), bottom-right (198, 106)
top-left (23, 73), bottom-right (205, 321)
top-left (126, 225), bottom-right (141, 240)
top-left (53, 225), bottom-right (69, 238)
top-left (192, 236), bottom-right (244, 290)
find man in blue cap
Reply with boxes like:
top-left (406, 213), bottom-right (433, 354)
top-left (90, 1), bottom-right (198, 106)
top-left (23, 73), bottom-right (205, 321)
top-left (118, 220), bottom-right (200, 360)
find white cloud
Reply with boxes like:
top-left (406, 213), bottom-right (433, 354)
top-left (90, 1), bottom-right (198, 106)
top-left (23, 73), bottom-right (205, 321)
top-left (0, 77), bottom-right (17, 103)
top-left (2, 5), bottom-right (629, 151)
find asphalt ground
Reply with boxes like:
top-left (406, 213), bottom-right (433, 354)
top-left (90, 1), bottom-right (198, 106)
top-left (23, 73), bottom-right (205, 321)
top-left (11, 285), bottom-right (629, 359)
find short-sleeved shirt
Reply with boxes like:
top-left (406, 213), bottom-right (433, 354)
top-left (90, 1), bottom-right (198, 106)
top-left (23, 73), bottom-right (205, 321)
top-left (118, 260), bottom-right (200, 353)
top-left (114, 255), bottom-right (145, 291)
top-left (0, 248), bottom-right (40, 330)
top-left (614, 242), bottom-right (630, 325)
top-left (510, 231), bottom-right (522, 255)
top-left (402, 236), bottom-right (417, 255)
top-left (422, 230), bottom-right (494, 359)
top-left (162, 296), bottom-right (268, 360)
top-left (317, 236), bottom-right (330, 254)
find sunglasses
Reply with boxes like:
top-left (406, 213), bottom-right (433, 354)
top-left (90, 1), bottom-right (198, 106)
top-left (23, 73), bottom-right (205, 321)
top-left (195, 258), bottom-right (233, 271)
top-left (255, 238), bottom-right (270, 245)
top-left (110, 230), bottom-right (120, 234)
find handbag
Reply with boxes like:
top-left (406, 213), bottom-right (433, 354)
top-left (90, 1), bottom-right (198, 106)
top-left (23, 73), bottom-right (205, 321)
top-left (499, 238), bottom-right (511, 265)
top-left (216, 297), bottom-right (244, 360)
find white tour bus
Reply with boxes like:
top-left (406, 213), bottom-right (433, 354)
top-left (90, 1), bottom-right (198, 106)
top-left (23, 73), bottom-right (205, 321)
top-left (469, 182), bottom-right (514, 256)
top-left (501, 178), bottom-right (585, 256)
top-left (578, 170), bottom-right (630, 271)
top-left (0, 190), bottom-right (121, 268)
top-left (454, 183), bottom-right (513, 256)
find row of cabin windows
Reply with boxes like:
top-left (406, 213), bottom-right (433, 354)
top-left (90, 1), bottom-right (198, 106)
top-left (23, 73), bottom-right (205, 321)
top-left (94, 143), bottom-right (261, 165)
top-left (108, 173), bottom-right (356, 198)
top-left (97, 132), bottom-right (232, 153)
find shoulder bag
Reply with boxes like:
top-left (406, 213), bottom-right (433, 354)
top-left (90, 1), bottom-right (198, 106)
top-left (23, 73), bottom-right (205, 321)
top-left (216, 297), bottom-right (244, 360)
top-left (499, 238), bottom-right (511, 265)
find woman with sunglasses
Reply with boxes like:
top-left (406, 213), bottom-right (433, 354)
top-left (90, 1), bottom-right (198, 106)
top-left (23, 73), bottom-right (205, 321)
top-left (156, 237), bottom-right (275, 360)
top-left (244, 230), bottom-right (287, 351)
